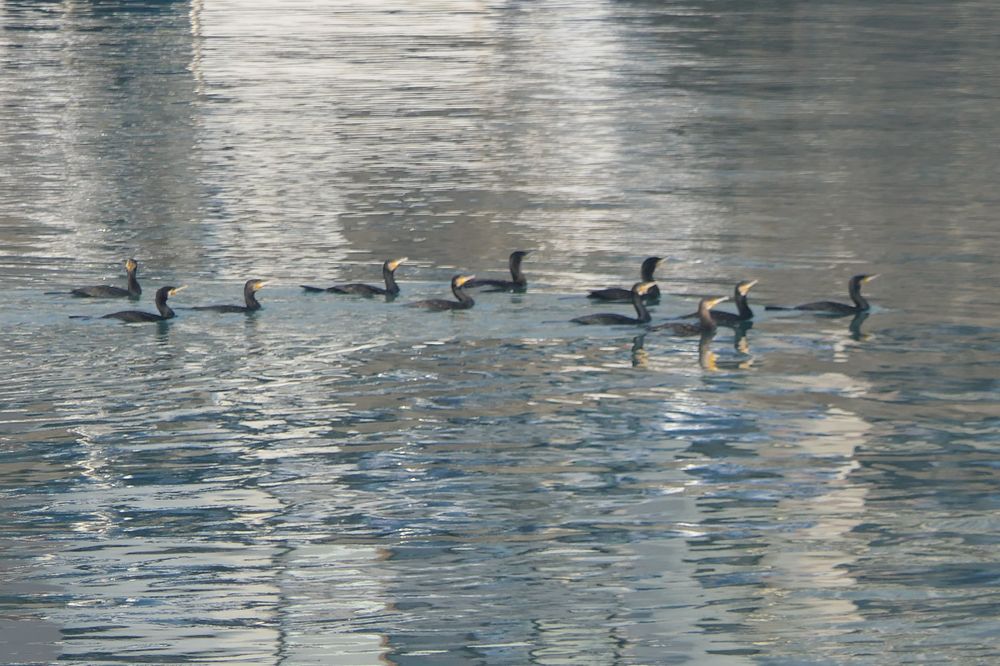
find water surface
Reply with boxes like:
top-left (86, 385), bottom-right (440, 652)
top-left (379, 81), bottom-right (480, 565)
top-left (1, 1), bottom-right (999, 664)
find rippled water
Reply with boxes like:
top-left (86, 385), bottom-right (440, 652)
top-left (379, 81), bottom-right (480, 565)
top-left (2, 1), bottom-right (999, 664)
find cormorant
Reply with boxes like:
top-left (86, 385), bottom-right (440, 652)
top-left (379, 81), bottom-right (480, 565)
top-left (679, 279), bottom-right (757, 325)
top-left (192, 279), bottom-right (268, 313)
top-left (766, 274), bottom-right (878, 314)
top-left (651, 296), bottom-right (728, 335)
top-left (587, 257), bottom-right (663, 302)
top-left (100, 285), bottom-right (186, 323)
top-left (67, 258), bottom-right (141, 298)
top-left (301, 258), bottom-right (406, 297)
top-left (410, 274), bottom-right (476, 311)
top-left (464, 250), bottom-right (530, 291)
top-left (572, 281), bottom-right (656, 325)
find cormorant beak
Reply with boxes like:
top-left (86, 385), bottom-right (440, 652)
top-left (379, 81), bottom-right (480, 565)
top-left (862, 274), bottom-right (880, 283)
top-left (636, 281), bottom-right (657, 295)
top-left (254, 281), bottom-right (270, 291)
top-left (456, 275), bottom-right (475, 287)
top-left (388, 257), bottom-right (407, 271)
top-left (125, 259), bottom-right (138, 270)
top-left (739, 279), bottom-right (759, 295)
top-left (707, 296), bottom-right (729, 309)
top-left (169, 286), bottom-right (188, 296)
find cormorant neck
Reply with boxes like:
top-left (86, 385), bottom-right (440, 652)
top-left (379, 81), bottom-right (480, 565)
top-left (849, 279), bottom-right (869, 310)
top-left (698, 303), bottom-right (718, 330)
top-left (631, 289), bottom-right (651, 323)
top-left (244, 285), bottom-right (261, 310)
top-left (155, 293), bottom-right (175, 319)
top-left (127, 268), bottom-right (141, 296)
top-left (640, 264), bottom-right (657, 281)
top-left (734, 286), bottom-right (753, 319)
top-left (452, 283), bottom-right (475, 308)
top-left (383, 264), bottom-right (400, 295)
top-left (509, 255), bottom-right (527, 286)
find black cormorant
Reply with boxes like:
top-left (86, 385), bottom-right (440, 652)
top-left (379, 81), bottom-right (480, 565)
top-left (766, 274), bottom-right (878, 314)
top-left (587, 257), bottom-right (663, 302)
top-left (100, 285), bottom-right (186, 323)
top-left (572, 281), bottom-right (656, 325)
top-left (410, 274), bottom-right (476, 311)
top-left (652, 296), bottom-right (728, 335)
top-left (464, 250), bottom-right (530, 291)
top-left (301, 258), bottom-right (406, 297)
top-left (679, 279), bottom-right (757, 325)
top-left (67, 258), bottom-right (141, 298)
top-left (192, 280), bottom-right (268, 313)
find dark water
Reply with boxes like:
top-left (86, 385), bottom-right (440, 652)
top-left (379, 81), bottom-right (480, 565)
top-left (2, 1), bottom-right (999, 663)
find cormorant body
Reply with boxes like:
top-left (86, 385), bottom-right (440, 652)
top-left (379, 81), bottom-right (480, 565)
top-left (588, 257), bottom-right (662, 302)
top-left (101, 285), bottom-right (185, 323)
top-left (69, 258), bottom-right (141, 298)
top-left (465, 250), bottom-right (530, 291)
top-left (652, 296), bottom-right (728, 336)
top-left (766, 274), bottom-right (878, 314)
top-left (193, 279), bottom-right (268, 313)
top-left (572, 281), bottom-right (656, 325)
top-left (679, 280), bottom-right (757, 326)
top-left (410, 274), bottom-right (476, 311)
top-left (301, 258), bottom-right (405, 297)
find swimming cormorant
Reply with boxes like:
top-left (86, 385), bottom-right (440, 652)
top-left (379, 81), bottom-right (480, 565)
top-left (192, 280), bottom-right (268, 313)
top-left (67, 258), bottom-right (141, 298)
top-left (572, 281), bottom-right (656, 325)
top-left (301, 258), bottom-right (406, 297)
top-left (587, 257), bottom-right (662, 302)
top-left (679, 279), bottom-right (757, 326)
top-left (652, 296), bottom-right (728, 335)
top-left (410, 274), bottom-right (476, 311)
top-left (464, 250), bottom-right (530, 291)
top-left (766, 274), bottom-right (878, 314)
top-left (100, 285), bottom-right (186, 323)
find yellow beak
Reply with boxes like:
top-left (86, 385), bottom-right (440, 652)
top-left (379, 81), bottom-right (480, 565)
top-left (706, 296), bottom-right (728, 309)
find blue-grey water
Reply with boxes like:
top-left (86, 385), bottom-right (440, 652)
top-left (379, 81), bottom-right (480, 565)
top-left (2, 1), bottom-right (999, 664)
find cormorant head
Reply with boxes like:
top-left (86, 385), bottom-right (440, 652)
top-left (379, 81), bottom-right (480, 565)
top-left (736, 279), bottom-right (758, 296)
top-left (453, 274), bottom-right (475, 288)
top-left (640, 256), bottom-right (663, 279)
top-left (633, 281), bottom-right (657, 296)
top-left (511, 250), bottom-right (531, 261)
top-left (125, 258), bottom-right (138, 272)
top-left (386, 257), bottom-right (407, 272)
top-left (156, 285), bottom-right (187, 301)
top-left (245, 279), bottom-right (269, 292)
top-left (849, 274), bottom-right (879, 293)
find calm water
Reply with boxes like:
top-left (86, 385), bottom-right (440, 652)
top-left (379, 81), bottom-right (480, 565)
top-left (2, 1), bottom-right (999, 664)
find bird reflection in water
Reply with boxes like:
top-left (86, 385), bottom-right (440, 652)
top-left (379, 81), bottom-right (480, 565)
top-left (630, 334), bottom-right (648, 368)
top-left (699, 324), bottom-right (755, 371)
top-left (849, 311), bottom-right (871, 341)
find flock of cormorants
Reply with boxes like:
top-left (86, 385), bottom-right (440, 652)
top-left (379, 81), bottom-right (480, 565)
top-left (57, 253), bottom-right (879, 336)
